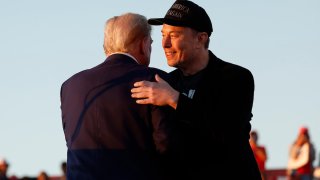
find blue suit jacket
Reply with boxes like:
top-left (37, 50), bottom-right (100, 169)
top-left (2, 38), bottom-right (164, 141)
top-left (60, 54), bottom-right (173, 180)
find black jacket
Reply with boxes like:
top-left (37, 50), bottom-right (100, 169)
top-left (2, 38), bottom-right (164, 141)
top-left (169, 51), bottom-right (261, 180)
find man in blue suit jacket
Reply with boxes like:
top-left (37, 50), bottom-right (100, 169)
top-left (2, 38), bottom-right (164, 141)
top-left (60, 13), bottom-right (173, 180)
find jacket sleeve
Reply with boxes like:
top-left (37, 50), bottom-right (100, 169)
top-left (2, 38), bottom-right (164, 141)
top-left (219, 66), bottom-right (255, 141)
top-left (174, 94), bottom-right (195, 126)
top-left (150, 105), bottom-right (173, 153)
top-left (149, 68), bottom-right (174, 154)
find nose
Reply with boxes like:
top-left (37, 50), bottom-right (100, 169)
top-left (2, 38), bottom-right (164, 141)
top-left (162, 35), bottom-right (171, 48)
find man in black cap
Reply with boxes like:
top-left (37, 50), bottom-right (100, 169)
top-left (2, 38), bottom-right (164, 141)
top-left (131, 0), bottom-right (261, 179)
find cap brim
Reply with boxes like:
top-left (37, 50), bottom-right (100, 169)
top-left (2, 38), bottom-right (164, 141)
top-left (148, 18), bottom-right (189, 28)
top-left (148, 18), bottom-right (165, 25)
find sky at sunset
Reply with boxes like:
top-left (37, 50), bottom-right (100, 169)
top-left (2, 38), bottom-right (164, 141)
top-left (1, 0), bottom-right (319, 177)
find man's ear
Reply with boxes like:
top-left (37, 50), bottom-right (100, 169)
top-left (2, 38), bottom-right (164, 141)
top-left (196, 32), bottom-right (208, 48)
top-left (140, 37), bottom-right (148, 55)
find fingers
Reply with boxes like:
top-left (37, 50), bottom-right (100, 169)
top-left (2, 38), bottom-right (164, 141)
top-left (133, 81), bottom-right (142, 88)
top-left (131, 81), bottom-right (151, 99)
top-left (131, 89), bottom-right (152, 105)
top-left (131, 84), bottom-right (151, 99)
top-left (131, 86), bottom-right (142, 93)
top-left (155, 74), bottom-right (162, 82)
top-left (155, 74), bottom-right (165, 83)
top-left (131, 88), bottom-right (147, 99)
top-left (135, 98), bottom-right (150, 105)
top-left (131, 79), bottom-right (159, 105)
top-left (133, 81), bottom-right (150, 87)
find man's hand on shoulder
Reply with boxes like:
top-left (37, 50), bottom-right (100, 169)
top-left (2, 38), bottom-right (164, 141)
top-left (131, 74), bottom-right (178, 109)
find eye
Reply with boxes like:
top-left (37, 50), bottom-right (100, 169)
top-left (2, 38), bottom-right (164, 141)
top-left (170, 33), bottom-right (179, 39)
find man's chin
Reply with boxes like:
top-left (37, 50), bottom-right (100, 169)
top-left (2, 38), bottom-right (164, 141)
top-left (166, 60), bottom-right (177, 67)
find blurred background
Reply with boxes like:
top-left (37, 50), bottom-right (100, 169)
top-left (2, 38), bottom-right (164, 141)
top-left (0, 0), bottom-right (319, 178)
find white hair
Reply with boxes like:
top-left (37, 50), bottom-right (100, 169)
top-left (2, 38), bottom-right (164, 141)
top-left (103, 13), bottom-right (152, 55)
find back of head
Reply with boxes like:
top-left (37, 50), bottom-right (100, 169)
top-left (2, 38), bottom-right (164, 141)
top-left (61, 161), bottom-right (67, 175)
top-left (0, 158), bottom-right (7, 166)
top-left (0, 158), bottom-right (8, 174)
top-left (104, 13), bottom-right (151, 55)
top-left (250, 130), bottom-right (258, 142)
top-left (299, 126), bottom-right (310, 139)
top-left (37, 171), bottom-right (49, 180)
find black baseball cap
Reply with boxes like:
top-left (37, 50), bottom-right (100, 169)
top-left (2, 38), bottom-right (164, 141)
top-left (148, 0), bottom-right (213, 37)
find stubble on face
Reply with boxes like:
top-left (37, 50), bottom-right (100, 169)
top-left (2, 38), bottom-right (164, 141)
top-left (161, 24), bottom-right (197, 69)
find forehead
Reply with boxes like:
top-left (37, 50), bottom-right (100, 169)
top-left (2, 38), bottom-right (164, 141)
top-left (161, 24), bottom-right (193, 34)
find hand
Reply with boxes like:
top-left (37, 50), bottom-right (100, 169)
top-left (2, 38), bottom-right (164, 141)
top-left (131, 74), bottom-right (179, 109)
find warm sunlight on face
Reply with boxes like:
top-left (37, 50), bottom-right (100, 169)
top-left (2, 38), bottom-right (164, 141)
top-left (161, 24), bottom-right (198, 69)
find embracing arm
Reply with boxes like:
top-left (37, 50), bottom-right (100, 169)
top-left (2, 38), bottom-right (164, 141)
top-left (131, 74), bottom-right (179, 109)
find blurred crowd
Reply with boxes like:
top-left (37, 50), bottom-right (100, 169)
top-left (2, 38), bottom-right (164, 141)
top-left (0, 160), bottom-right (66, 180)
top-left (249, 126), bottom-right (320, 180)
top-left (1, 126), bottom-right (319, 180)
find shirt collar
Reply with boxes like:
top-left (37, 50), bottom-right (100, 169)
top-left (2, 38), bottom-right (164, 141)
top-left (107, 52), bottom-right (139, 64)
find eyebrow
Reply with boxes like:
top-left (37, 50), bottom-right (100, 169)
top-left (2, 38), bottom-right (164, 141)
top-left (161, 30), bottom-right (183, 34)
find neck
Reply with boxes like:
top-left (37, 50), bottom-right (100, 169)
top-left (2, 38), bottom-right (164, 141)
top-left (181, 50), bottom-right (209, 76)
top-left (108, 52), bottom-right (140, 64)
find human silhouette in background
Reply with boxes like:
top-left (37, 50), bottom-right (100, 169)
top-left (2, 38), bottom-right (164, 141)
top-left (36, 171), bottom-right (49, 180)
top-left (131, 0), bottom-right (261, 179)
top-left (250, 130), bottom-right (268, 180)
top-left (0, 158), bottom-right (9, 180)
top-left (314, 152), bottom-right (320, 179)
top-left (59, 161), bottom-right (66, 180)
top-left (287, 126), bottom-right (315, 180)
top-left (60, 12), bottom-right (173, 180)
